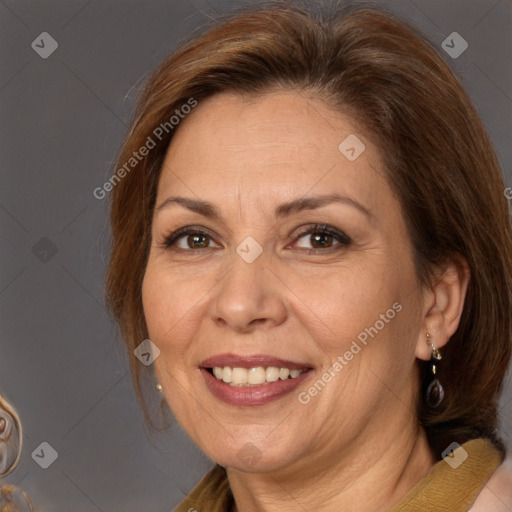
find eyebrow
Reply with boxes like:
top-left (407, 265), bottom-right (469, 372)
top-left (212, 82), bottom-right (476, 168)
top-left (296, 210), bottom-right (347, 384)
top-left (154, 193), bottom-right (372, 219)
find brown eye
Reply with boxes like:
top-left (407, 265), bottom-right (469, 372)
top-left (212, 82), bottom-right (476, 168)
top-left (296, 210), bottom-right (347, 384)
top-left (309, 233), bottom-right (334, 248)
top-left (186, 233), bottom-right (210, 248)
top-left (295, 225), bottom-right (351, 251)
top-left (163, 227), bottom-right (221, 251)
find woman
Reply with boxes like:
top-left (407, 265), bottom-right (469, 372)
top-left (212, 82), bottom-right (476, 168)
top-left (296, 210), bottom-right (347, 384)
top-left (106, 3), bottom-right (512, 510)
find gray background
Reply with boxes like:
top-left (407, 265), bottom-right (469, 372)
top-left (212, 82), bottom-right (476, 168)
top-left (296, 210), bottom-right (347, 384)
top-left (1, 0), bottom-right (511, 510)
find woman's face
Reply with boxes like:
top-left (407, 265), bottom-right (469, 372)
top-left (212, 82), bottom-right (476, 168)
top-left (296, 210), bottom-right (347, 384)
top-left (142, 91), bottom-right (425, 472)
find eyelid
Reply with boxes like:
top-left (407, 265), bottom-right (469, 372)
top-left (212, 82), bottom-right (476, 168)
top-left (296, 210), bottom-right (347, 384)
top-left (294, 223), bottom-right (347, 237)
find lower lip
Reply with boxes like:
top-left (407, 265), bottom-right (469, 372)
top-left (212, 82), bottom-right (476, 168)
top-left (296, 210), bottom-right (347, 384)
top-left (200, 368), bottom-right (312, 406)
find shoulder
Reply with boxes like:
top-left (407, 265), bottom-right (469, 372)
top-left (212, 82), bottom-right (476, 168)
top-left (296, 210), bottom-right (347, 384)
top-left (469, 457), bottom-right (512, 511)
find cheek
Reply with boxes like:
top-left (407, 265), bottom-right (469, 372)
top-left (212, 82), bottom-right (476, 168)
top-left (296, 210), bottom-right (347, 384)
top-left (142, 269), bottom-right (169, 339)
top-left (284, 261), bottom-right (400, 339)
top-left (142, 266), bottom-right (191, 349)
top-left (141, 261), bottom-right (216, 359)
top-left (289, 260), bottom-right (418, 390)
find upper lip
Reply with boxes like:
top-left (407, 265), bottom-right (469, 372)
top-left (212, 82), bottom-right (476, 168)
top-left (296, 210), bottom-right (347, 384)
top-left (200, 353), bottom-right (312, 370)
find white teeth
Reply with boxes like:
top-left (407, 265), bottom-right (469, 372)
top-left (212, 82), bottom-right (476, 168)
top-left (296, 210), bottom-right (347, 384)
top-left (211, 366), bottom-right (306, 386)
top-left (248, 367), bottom-right (266, 385)
top-left (232, 367), bottom-right (248, 385)
top-left (266, 366), bottom-right (280, 382)
top-left (222, 366), bottom-right (232, 383)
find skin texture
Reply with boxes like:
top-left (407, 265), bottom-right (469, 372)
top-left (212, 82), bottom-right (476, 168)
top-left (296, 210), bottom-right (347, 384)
top-left (469, 457), bottom-right (512, 511)
top-left (142, 91), bottom-right (470, 511)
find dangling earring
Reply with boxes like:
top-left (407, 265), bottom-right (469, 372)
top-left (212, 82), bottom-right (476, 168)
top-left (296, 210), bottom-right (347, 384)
top-left (425, 332), bottom-right (444, 407)
top-left (156, 383), bottom-right (162, 392)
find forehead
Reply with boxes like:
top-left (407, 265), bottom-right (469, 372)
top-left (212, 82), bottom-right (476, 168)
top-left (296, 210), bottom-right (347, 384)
top-left (156, 91), bottom-right (392, 215)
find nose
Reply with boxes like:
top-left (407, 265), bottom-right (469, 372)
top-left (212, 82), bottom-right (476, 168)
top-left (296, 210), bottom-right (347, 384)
top-left (208, 249), bottom-right (287, 333)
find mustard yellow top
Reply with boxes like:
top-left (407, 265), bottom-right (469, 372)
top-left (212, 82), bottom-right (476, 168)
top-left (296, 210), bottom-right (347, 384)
top-left (174, 438), bottom-right (502, 512)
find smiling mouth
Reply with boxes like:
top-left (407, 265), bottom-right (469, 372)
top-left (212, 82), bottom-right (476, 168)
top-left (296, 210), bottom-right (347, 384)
top-left (206, 366), bottom-right (308, 387)
top-left (199, 354), bottom-right (313, 405)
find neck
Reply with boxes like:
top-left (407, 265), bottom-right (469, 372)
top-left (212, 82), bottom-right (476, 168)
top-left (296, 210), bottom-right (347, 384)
top-left (227, 422), bottom-right (435, 512)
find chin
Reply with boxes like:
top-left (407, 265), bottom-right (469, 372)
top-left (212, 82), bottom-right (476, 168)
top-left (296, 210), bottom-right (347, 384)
top-left (201, 432), bottom-right (304, 474)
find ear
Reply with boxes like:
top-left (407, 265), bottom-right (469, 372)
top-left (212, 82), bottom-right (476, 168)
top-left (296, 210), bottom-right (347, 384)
top-left (415, 256), bottom-right (470, 361)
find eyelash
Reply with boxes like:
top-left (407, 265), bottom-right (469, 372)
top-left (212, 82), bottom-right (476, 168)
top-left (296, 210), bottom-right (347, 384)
top-left (161, 224), bottom-right (351, 254)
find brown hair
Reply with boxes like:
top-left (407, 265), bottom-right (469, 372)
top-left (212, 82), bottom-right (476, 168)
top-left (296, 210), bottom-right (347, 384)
top-left (105, 1), bottom-right (512, 459)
